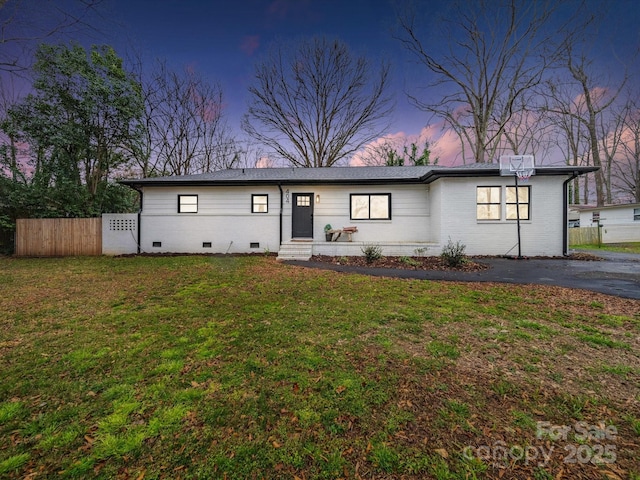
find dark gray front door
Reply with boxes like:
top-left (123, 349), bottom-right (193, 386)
top-left (292, 193), bottom-right (314, 238)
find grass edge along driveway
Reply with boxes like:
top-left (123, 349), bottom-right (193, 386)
top-left (1, 255), bottom-right (639, 479)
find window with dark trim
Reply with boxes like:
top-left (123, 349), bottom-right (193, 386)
top-left (350, 194), bottom-right (391, 220)
top-left (506, 186), bottom-right (530, 220)
top-left (476, 187), bottom-right (501, 220)
top-left (634, 208), bottom-right (640, 221)
top-left (178, 195), bottom-right (198, 213)
top-left (252, 194), bottom-right (268, 213)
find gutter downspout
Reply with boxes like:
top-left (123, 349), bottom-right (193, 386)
top-left (562, 172), bottom-right (579, 256)
top-left (133, 186), bottom-right (143, 254)
top-left (277, 184), bottom-right (283, 247)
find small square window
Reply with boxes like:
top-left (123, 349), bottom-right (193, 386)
top-left (506, 186), bottom-right (530, 220)
top-left (252, 194), bottom-right (268, 213)
top-left (178, 195), bottom-right (198, 213)
top-left (476, 187), bottom-right (501, 220)
top-left (296, 195), bottom-right (311, 207)
top-left (634, 208), bottom-right (640, 221)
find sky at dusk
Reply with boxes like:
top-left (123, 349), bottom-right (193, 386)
top-left (4, 0), bottom-right (640, 165)
top-left (103, 0), bottom-right (423, 133)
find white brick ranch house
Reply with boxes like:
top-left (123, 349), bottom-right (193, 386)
top-left (115, 164), bottom-right (596, 260)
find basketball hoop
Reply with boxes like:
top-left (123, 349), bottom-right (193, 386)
top-left (515, 169), bottom-right (533, 183)
top-left (499, 155), bottom-right (536, 260)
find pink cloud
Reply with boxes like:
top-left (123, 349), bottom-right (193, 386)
top-left (350, 123), bottom-right (465, 167)
top-left (349, 132), bottom-right (408, 166)
top-left (572, 87), bottom-right (611, 113)
top-left (428, 127), bottom-right (463, 166)
top-left (256, 156), bottom-right (275, 168)
top-left (240, 35), bottom-right (260, 56)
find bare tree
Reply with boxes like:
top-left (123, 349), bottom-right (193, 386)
top-left (598, 103), bottom-right (627, 203)
top-left (0, 0), bottom-right (104, 74)
top-left (614, 96), bottom-right (640, 202)
top-left (134, 61), bottom-right (240, 176)
top-left (358, 139), bottom-right (404, 166)
top-left (243, 36), bottom-right (392, 168)
top-left (545, 47), bottom-right (626, 206)
top-left (394, 0), bottom-right (578, 164)
top-left (548, 96), bottom-right (592, 204)
top-left (499, 93), bottom-right (555, 161)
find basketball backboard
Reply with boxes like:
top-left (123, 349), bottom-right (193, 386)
top-left (499, 155), bottom-right (535, 179)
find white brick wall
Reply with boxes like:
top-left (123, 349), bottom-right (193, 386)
top-left (102, 214), bottom-right (138, 255)
top-left (438, 176), bottom-right (566, 256)
top-left (133, 175), bottom-right (571, 256)
top-left (141, 186), bottom-right (280, 254)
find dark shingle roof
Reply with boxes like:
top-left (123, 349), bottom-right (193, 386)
top-left (120, 164), bottom-right (597, 188)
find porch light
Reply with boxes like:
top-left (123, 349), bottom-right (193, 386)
top-left (316, 194), bottom-right (320, 204)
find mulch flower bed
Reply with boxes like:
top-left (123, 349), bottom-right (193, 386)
top-left (311, 255), bottom-right (490, 272)
top-left (310, 252), bottom-right (602, 272)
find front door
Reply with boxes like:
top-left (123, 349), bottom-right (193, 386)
top-left (292, 193), bottom-right (314, 238)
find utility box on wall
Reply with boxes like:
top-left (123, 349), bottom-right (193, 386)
top-left (102, 214), bottom-right (138, 255)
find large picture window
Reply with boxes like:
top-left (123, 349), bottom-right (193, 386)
top-left (252, 194), bottom-right (268, 213)
top-left (476, 187), bottom-right (501, 220)
top-left (506, 186), bottom-right (530, 220)
top-left (350, 194), bottom-right (391, 220)
top-left (178, 195), bottom-right (198, 213)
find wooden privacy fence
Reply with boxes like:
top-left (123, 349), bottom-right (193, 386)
top-left (15, 218), bottom-right (102, 256)
top-left (568, 226), bottom-right (601, 245)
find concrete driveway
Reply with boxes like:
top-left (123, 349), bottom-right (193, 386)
top-left (294, 249), bottom-right (640, 300)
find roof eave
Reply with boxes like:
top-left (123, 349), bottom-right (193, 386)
top-left (420, 165), bottom-right (599, 183)
top-left (118, 178), bottom-right (428, 188)
top-left (119, 165), bottom-right (600, 189)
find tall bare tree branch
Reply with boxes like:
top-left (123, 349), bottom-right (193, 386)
top-left (243, 36), bottom-right (392, 168)
top-left (128, 60), bottom-right (240, 176)
top-left (544, 46), bottom-right (626, 206)
top-left (0, 0), bottom-right (104, 74)
top-left (614, 95), bottom-right (640, 202)
top-left (394, 0), bottom-right (584, 164)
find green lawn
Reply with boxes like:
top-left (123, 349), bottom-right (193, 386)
top-left (1, 255), bottom-right (639, 479)
top-left (572, 242), bottom-right (640, 254)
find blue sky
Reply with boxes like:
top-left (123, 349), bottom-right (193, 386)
top-left (3, 0), bottom-right (639, 164)
top-left (103, 0), bottom-right (424, 134)
top-left (97, 0), bottom-right (639, 164)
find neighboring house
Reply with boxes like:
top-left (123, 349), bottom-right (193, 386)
top-left (574, 203), bottom-right (640, 243)
top-left (117, 164), bottom-right (596, 260)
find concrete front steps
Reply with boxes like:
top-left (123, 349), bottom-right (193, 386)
top-left (276, 240), bottom-right (313, 261)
